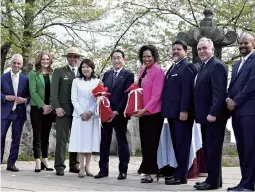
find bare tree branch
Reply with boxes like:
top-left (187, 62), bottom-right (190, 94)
top-left (44, 34), bottom-right (68, 47)
top-left (32, 0), bottom-right (55, 21)
top-left (187, 0), bottom-right (199, 27)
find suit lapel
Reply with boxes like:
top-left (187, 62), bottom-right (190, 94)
top-left (17, 73), bottom-right (24, 96)
top-left (230, 54), bottom-right (254, 86)
top-left (38, 73), bottom-right (45, 88)
top-left (194, 57), bottom-right (213, 90)
top-left (7, 72), bottom-right (15, 95)
top-left (112, 69), bottom-right (124, 90)
top-left (64, 66), bottom-right (74, 79)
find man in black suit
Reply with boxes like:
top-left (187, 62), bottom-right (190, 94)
top-left (226, 34), bottom-right (255, 191)
top-left (94, 50), bottom-right (134, 180)
top-left (162, 40), bottom-right (197, 185)
top-left (193, 37), bottom-right (228, 190)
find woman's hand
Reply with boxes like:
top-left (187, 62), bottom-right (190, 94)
top-left (133, 109), bottom-right (147, 117)
top-left (81, 111), bottom-right (93, 121)
top-left (42, 105), bottom-right (52, 115)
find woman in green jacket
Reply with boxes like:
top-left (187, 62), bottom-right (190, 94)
top-left (29, 52), bottom-right (54, 172)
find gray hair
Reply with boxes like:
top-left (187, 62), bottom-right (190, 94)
top-left (198, 37), bottom-right (214, 49)
top-left (11, 54), bottom-right (23, 64)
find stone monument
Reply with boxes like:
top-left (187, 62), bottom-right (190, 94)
top-left (177, 8), bottom-right (237, 64)
top-left (177, 8), bottom-right (238, 143)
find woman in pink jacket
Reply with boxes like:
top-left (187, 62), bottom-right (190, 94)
top-left (134, 45), bottom-right (165, 183)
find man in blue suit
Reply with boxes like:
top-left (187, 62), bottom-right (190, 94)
top-left (94, 50), bottom-right (134, 180)
top-left (193, 37), bottom-right (228, 190)
top-left (1, 54), bottom-right (30, 171)
top-left (162, 40), bottom-right (197, 185)
top-left (226, 34), bottom-right (255, 191)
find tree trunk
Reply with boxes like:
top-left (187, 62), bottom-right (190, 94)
top-left (21, 0), bottom-right (35, 75)
top-left (1, 43), bottom-right (12, 74)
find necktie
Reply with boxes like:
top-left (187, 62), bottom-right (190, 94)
top-left (71, 68), bottom-right (75, 77)
top-left (194, 62), bottom-right (205, 86)
top-left (237, 58), bottom-right (245, 73)
top-left (170, 63), bottom-right (177, 72)
top-left (112, 72), bottom-right (117, 83)
top-left (12, 74), bottom-right (17, 111)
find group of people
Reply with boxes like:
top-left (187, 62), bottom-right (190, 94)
top-left (1, 33), bottom-right (255, 191)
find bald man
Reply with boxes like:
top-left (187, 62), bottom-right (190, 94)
top-left (1, 54), bottom-right (30, 171)
top-left (227, 34), bottom-right (255, 191)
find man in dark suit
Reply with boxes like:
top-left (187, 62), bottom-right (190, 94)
top-left (94, 50), bottom-right (134, 180)
top-left (226, 34), bottom-right (255, 191)
top-left (162, 40), bottom-right (197, 185)
top-left (193, 37), bottom-right (228, 190)
top-left (1, 54), bottom-right (30, 171)
top-left (51, 47), bottom-right (81, 176)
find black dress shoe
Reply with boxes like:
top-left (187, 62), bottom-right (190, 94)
top-left (165, 176), bottom-right (174, 181)
top-left (196, 181), bottom-right (222, 188)
top-left (196, 181), bottom-right (205, 185)
top-left (165, 178), bottom-right (187, 185)
top-left (227, 185), bottom-right (240, 191)
top-left (56, 170), bottom-right (64, 176)
top-left (118, 173), bottom-right (127, 180)
top-left (6, 165), bottom-right (19, 172)
top-left (69, 167), bottom-right (79, 173)
top-left (194, 182), bottom-right (218, 190)
top-left (228, 186), bottom-right (252, 191)
top-left (94, 173), bottom-right (108, 179)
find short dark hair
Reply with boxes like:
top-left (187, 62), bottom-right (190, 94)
top-left (78, 59), bottom-right (96, 80)
top-left (138, 45), bottom-right (159, 64)
top-left (110, 49), bottom-right (125, 59)
top-left (172, 40), bottom-right (188, 51)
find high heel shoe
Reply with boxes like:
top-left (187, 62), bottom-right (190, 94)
top-left (85, 168), bottom-right (93, 177)
top-left (78, 173), bottom-right (85, 178)
top-left (41, 162), bottom-right (54, 171)
top-left (34, 168), bottom-right (41, 172)
top-left (141, 174), bottom-right (153, 183)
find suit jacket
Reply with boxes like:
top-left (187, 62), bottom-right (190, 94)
top-left (29, 71), bottom-right (52, 108)
top-left (228, 52), bottom-right (255, 116)
top-left (102, 68), bottom-right (134, 114)
top-left (1, 71), bottom-right (30, 121)
top-left (138, 63), bottom-right (165, 115)
top-left (51, 65), bottom-right (77, 116)
top-left (194, 57), bottom-right (228, 124)
top-left (162, 58), bottom-right (197, 118)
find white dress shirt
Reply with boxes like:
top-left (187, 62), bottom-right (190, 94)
top-left (237, 51), bottom-right (253, 73)
top-left (113, 67), bottom-right (123, 77)
top-left (11, 71), bottom-right (20, 110)
top-left (194, 56), bottom-right (214, 85)
top-left (68, 65), bottom-right (78, 77)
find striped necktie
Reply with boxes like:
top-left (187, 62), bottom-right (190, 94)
top-left (112, 72), bottom-right (117, 83)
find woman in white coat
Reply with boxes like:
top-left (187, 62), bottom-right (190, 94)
top-left (69, 59), bottom-right (100, 178)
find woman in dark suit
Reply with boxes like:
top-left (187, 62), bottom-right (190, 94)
top-left (134, 45), bottom-right (165, 183)
top-left (29, 52), bottom-right (54, 172)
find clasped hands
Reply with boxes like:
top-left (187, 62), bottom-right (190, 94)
top-left (5, 95), bottom-right (27, 104)
top-left (80, 111), bottom-right (93, 121)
